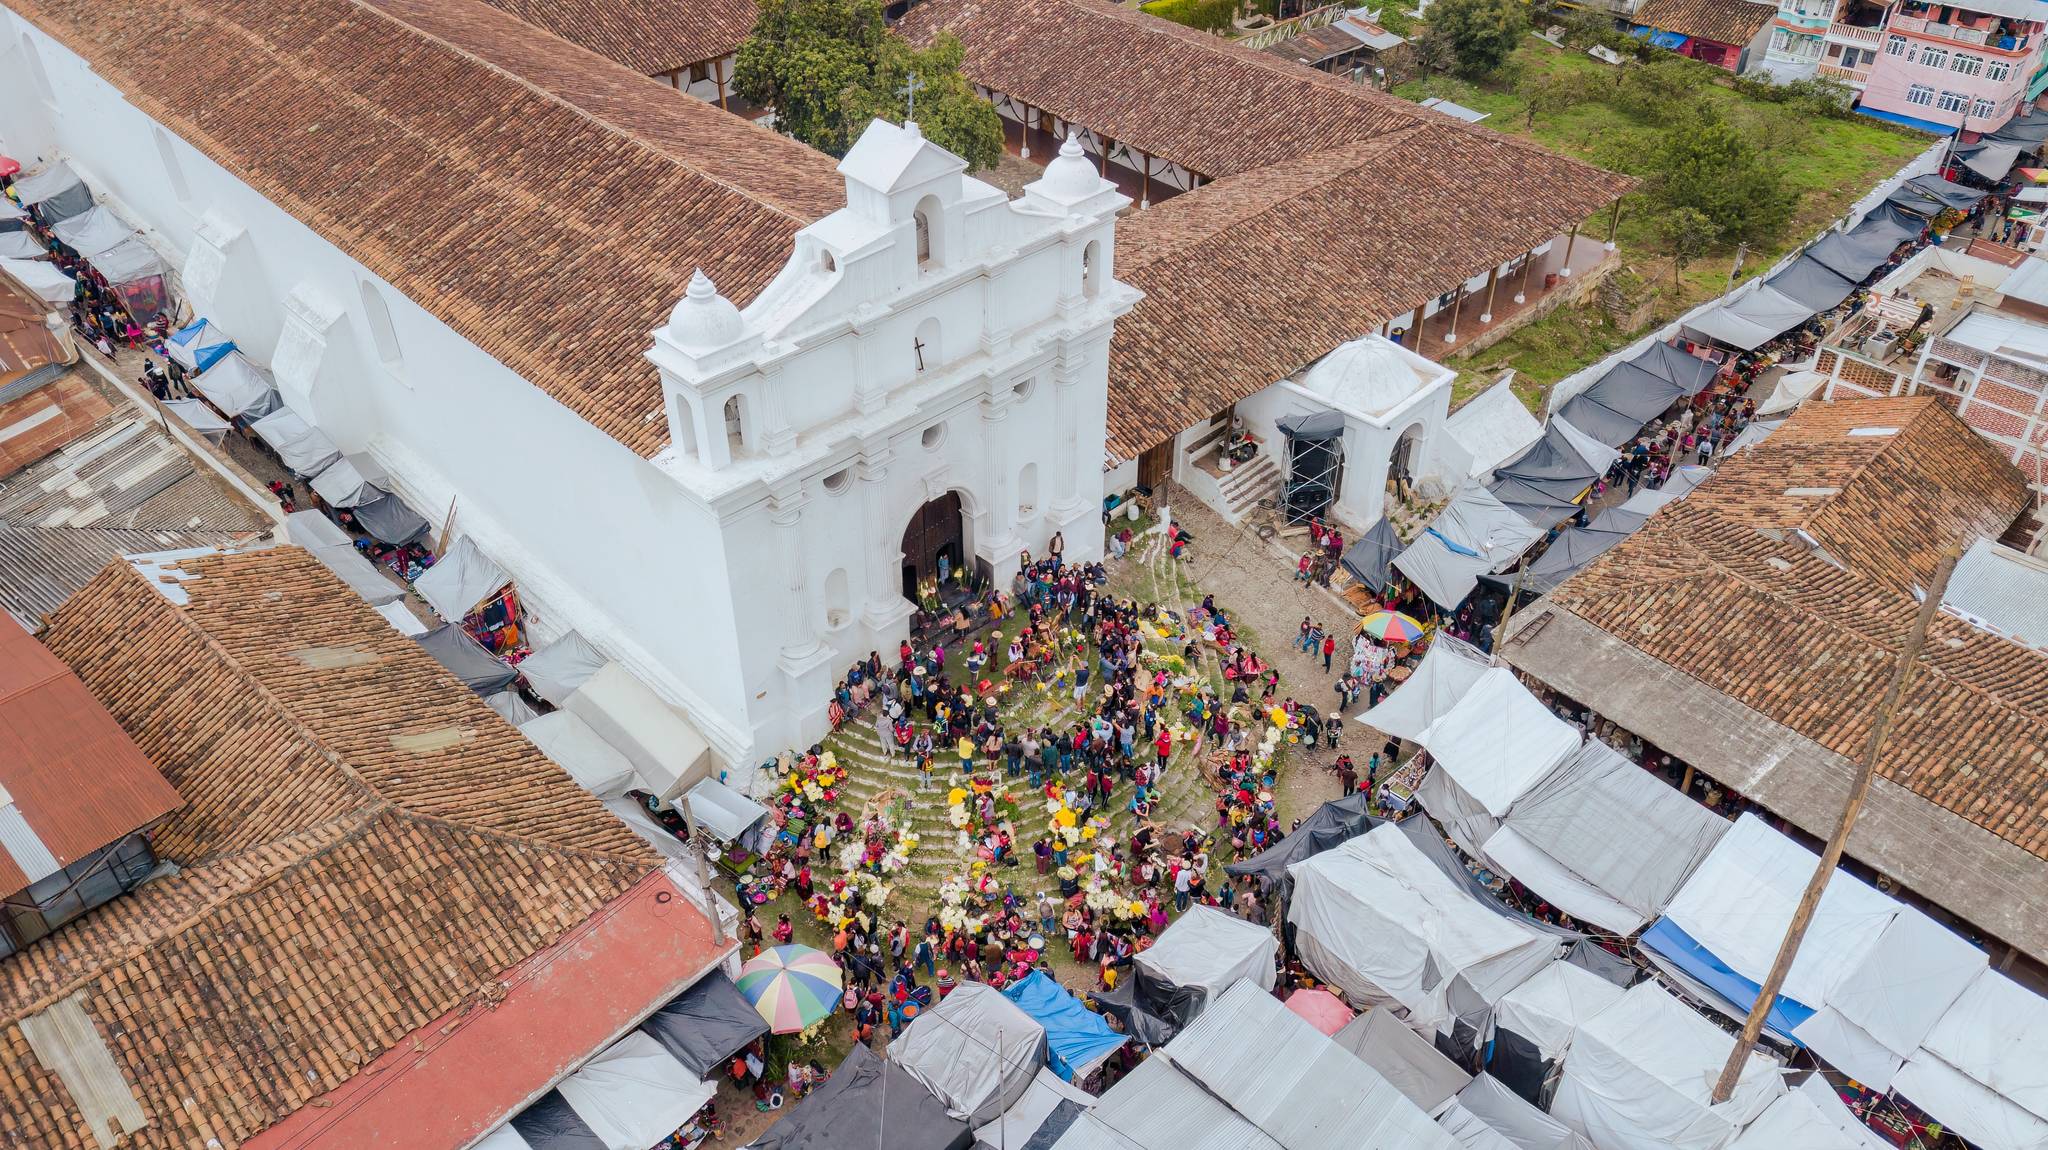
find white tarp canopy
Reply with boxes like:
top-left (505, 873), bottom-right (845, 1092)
top-left (555, 1029), bottom-right (715, 1150)
top-left (520, 629), bottom-right (607, 705)
top-left (1051, 1052), bottom-right (1283, 1150)
top-left (1416, 667), bottom-right (1581, 818)
top-left (375, 600), bottom-right (428, 636)
top-left (413, 535), bottom-right (510, 621)
top-left (1, 257), bottom-right (73, 304)
top-left (192, 353), bottom-right (281, 420)
top-left (1393, 483), bottom-right (1546, 609)
top-left (564, 662), bottom-right (713, 801)
top-left (166, 317), bottom-right (233, 371)
top-left (1552, 417), bottom-right (1622, 477)
top-left (161, 398), bottom-right (232, 440)
top-left (1356, 634), bottom-right (1489, 738)
top-left (1755, 369), bottom-right (1826, 417)
top-left (472, 1127), bottom-right (534, 1150)
top-left (981, 1068), bottom-right (1094, 1150)
top-left (308, 452), bottom-right (390, 508)
top-left (1684, 284), bottom-right (1814, 351)
top-left (251, 407), bottom-right (342, 477)
top-left (1492, 960), bottom-right (1626, 1063)
top-left (1727, 1077), bottom-right (1891, 1150)
top-left (91, 236), bottom-right (166, 287)
top-left (1287, 825), bottom-right (1560, 1034)
top-left (1483, 740), bottom-right (1729, 936)
top-left (1332, 1007), bottom-right (1472, 1116)
top-left (12, 162), bottom-right (84, 206)
top-left (0, 197), bottom-right (24, 221)
top-left (485, 689), bottom-right (540, 726)
top-left (1890, 970), bottom-right (2048, 1150)
top-left (1133, 904), bottom-right (1278, 996)
top-left (282, 510), bottom-right (402, 607)
top-left (51, 206), bottom-right (133, 258)
top-left (0, 232), bottom-right (44, 258)
top-left (1659, 814), bottom-right (1897, 1010)
top-left (1444, 379), bottom-right (1545, 479)
top-left (891, 981), bottom-right (1048, 1127)
top-left (519, 709), bottom-right (638, 799)
top-left (686, 777), bottom-right (770, 844)
top-left (1791, 908), bottom-right (1985, 1091)
top-left (1437, 1074), bottom-right (1594, 1150)
top-left (1549, 983), bottom-right (1785, 1150)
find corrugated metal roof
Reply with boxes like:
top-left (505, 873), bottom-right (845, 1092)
top-left (0, 414), bottom-right (271, 534)
top-left (1944, 537), bottom-right (2048, 651)
top-left (0, 523), bottom-right (240, 628)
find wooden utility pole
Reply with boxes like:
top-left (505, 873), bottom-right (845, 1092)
top-left (1708, 548), bottom-right (1961, 1103)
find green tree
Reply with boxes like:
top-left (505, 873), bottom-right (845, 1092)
top-left (1517, 68), bottom-right (1585, 130)
top-left (1656, 206), bottom-right (1716, 288)
top-left (735, 0), bottom-right (1003, 168)
top-left (1425, 0), bottom-right (1528, 76)
top-left (1646, 110), bottom-right (1795, 246)
top-left (1406, 26), bottom-right (1460, 88)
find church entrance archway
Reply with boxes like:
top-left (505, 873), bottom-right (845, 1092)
top-left (901, 491), bottom-right (966, 603)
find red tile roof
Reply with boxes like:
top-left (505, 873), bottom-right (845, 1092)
top-left (467, 0), bottom-right (758, 76)
top-left (1633, 0), bottom-right (1777, 46)
top-left (0, 616), bottom-right (180, 898)
top-left (8, 0), bottom-right (843, 459)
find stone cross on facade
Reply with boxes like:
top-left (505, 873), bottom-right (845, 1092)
top-left (899, 72), bottom-right (924, 122)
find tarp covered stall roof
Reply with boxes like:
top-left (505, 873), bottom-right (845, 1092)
top-left (1894, 969), bottom-right (2048, 1147)
top-left (1287, 825), bottom-right (1561, 1034)
top-left (1892, 1047), bottom-right (2048, 1150)
top-left (976, 1068), bottom-right (1092, 1150)
top-left (308, 452), bottom-right (390, 508)
top-left (1393, 484), bottom-right (1546, 609)
top-left (1338, 516), bottom-right (1402, 592)
top-left (351, 489), bottom-right (431, 545)
top-left (1651, 813), bottom-right (1897, 1015)
top-left (1085, 976), bottom-right (1179, 1048)
top-left (1629, 341), bottom-right (1720, 394)
top-left (565, 661), bottom-right (714, 801)
top-left (1437, 1074), bottom-right (1594, 1150)
top-left (686, 778), bottom-right (771, 847)
top-left (1549, 983), bottom-right (1784, 1150)
top-left (891, 981), bottom-right (1048, 1127)
top-left (413, 535), bottom-right (510, 621)
top-left (508, 1093), bottom-right (606, 1150)
top-left (746, 1042), bottom-right (972, 1150)
top-left (160, 398), bottom-right (231, 442)
top-left (283, 510), bottom-right (403, 608)
top-left (1853, 201), bottom-right (1926, 246)
top-left (1331, 1007), bottom-right (1472, 1116)
top-left (1755, 368), bottom-right (1826, 417)
top-left (1162, 980), bottom-right (1463, 1150)
top-left (192, 353), bottom-right (281, 421)
top-left (1551, 417), bottom-right (1621, 477)
top-left (1485, 740), bottom-right (1728, 936)
top-left (1001, 971), bottom-right (1129, 1082)
top-left (1049, 1052), bottom-right (1282, 1150)
top-left (254, 410), bottom-right (341, 478)
top-left (1491, 423), bottom-right (1603, 503)
top-left (519, 710), bottom-right (638, 799)
top-left (90, 236), bottom-right (166, 286)
top-left (1905, 172), bottom-right (1988, 210)
top-left (1557, 364), bottom-right (1678, 449)
top-left (1275, 409), bottom-right (1347, 439)
top-left (1683, 284), bottom-right (1815, 351)
top-left (554, 1029), bottom-right (715, 1150)
top-left (1, 257), bottom-right (73, 304)
top-left (1727, 1077), bottom-right (1892, 1150)
top-left (414, 624), bottom-right (518, 694)
top-left (1487, 475), bottom-right (1582, 529)
top-left (1492, 960), bottom-right (1626, 1067)
top-left (166, 317), bottom-right (235, 373)
top-left (1356, 634), bottom-right (1489, 739)
top-left (1224, 790), bottom-right (1380, 896)
top-left (16, 164), bottom-right (92, 224)
top-left (0, 232), bottom-right (44, 258)
top-left (1764, 256), bottom-right (1857, 314)
top-left (1804, 227), bottom-right (1905, 284)
top-left (1416, 667), bottom-right (1581, 818)
top-left (1790, 908), bottom-right (1985, 1091)
top-left (485, 688), bottom-right (538, 726)
top-left (521, 629), bottom-right (608, 706)
top-left (1132, 904), bottom-right (1277, 1000)
top-left (1516, 508), bottom-right (1648, 597)
top-left (639, 970), bottom-right (771, 1079)
top-left (1445, 380), bottom-right (1544, 479)
top-left (375, 600), bottom-right (428, 636)
top-left (1723, 415), bottom-right (1784, 457)
top-left (50, 206), bottom-right (132, 258)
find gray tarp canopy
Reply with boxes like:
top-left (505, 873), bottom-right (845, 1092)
top-left (1225, 790), bottom-right (1380, 895)
top-left (521, 629), bottom-right (607, 705)
top-left (891, 982), bottom-right (1047, 1127)
top-left (1488, 475), bottom-right (1581, 528)
top-left (309, 453), bottom-right (390, 508)
top-left (161, 398), bottom-right (231, 441)
top-left (15, 163), bottom-right (93, 224)
top-left (1961, 141), bottom-right (2023, 182)
top-left (973, 1069), bottom-right (1092, 1150)
top-left (518, 710), bottom-right (637, 798)
top-left (1276, 409), bottom-right (1347, 440)
top-left (283, 510), bottom-right (402, 607)
top-left (90, 237), bottom-right (166, 286)
top-left (1765, 257), bottom-right (1857, 313)
top-left (638, 970), bottom-right (770, 1079)
top-left (1557, 358), bottom-right (1696, 448)
top-left (1685, 284), bottom-right (1814, 351)
top-left (415, 623), bottom-right (518, 694)
top-left (193, 353), bottom-right (283, 422)
top-left (1339, 517), bottom-right (1402, 591)
top-left (1629, 341), bottom-right (1720, 394)
top-left (1133, 904), bottom-right (1278, 999)
top-left (1988, 113), bottom-right (2048, 145)
top-left (1805, 226), bottom-right (1904, 283)
top-left (1331, 1007), bottom-right (1473, 1116)
top-left (506, 1093), bottom-right (606, 1150)
top-left (1436, 1074), bottom-right (1596, 1150)
top-left (1905, 173), bottom-right (1988, 211)
top-left (51, 207), bottom-right (132, 258)
top-left (1855, 202), bottom-right (1926, 246)
top-left (1051, 1051), bottom-right (1281, 1150)
top-left (685, 778), bottom-right (771, 846)
top-left (352, 490), bottom-right (431, 545)
top-left (1355, 634), bottom-right (1489, 739)
top-left (1393, 484), bottom-right (1545, 609)
top-left (250, 407), bottom-right (343, 477)
top-left (1513, 507), bottom-right (1648, 595)
top-left (1490, 424), bottom-right (1601, 502)
top-left (744, 1042), bottom-right (971, 1150)
top-left (0, 232), bottom-right (42, 259)
top-left (414, 535), bottom-right (510, 620)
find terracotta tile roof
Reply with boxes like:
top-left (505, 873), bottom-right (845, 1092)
top-left (1547, 397), bottom-right (2048, 859)
top-left (2, 547), bottom-right (664, 1148)
top-left (466, 0), bottom-right (757, 76)
top-left (1105, 124), bottom-right (1634, 461)
top-left (8, 0), bottom-right (844, 459)
top-left (1633, 0), bottom-right (1776, 46)
top-left (0, 617), bottom-right (181, 898)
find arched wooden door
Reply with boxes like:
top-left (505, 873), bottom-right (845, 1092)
top-left (901, 491), bottom-right (965, 602)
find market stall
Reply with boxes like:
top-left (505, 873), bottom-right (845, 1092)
top-left (1487, 959), bottom-right (1626, 1105)
top-left (743, 1043), bottom-right (971, 1150)
top-left (520, 629), bottom-right (607, 706)
top-left (1331, 1007), bottom-right (1471, 1116)
top-left (351, 489), bottom-right (432, 545)
top-left (50, 206), bottom-right (132, 259)
top-left (1434, 1073), bottom-right (1594, 1150)
top-left (250, 407), bottom-right (342, 478)
top-left (0, 256), bottom-right (73, 305)
top-left (1130, 904), bottom-right (1278, 1019)
top-left (563, 661), bottom-right (714, 801)
top-left (1411, 667), bottom-right (1581, 855)
top-left (166, 317), bottom-right (235, 373)
top-left (309, 452), bottom-right (392, 508)
top-left (1001, 972), bottom-right (1128, 1084)
top-left (1391, 483), bottom-right (1545, 610)
top-left (12, 162), bottom-right (92, 225)
top-left (891, 981), bottom-right (1047, 1127)
top-left (413, 623), bottom-right (518, 694)
top-left (517, 710), bottom-right (638, 798)
top-left (282, 510), bottom-right (403, 607)
top-left (636, 970), bottom-right (771, 1080)
top-left (190, 353), bottom-right (281, 421)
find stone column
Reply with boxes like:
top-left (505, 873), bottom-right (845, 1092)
top-left (980, 395), bottom-right (1021, 578)
top-left (859, 447), bottom-right (914, 633)
top-left (768, 484), bottom-right (822, 660)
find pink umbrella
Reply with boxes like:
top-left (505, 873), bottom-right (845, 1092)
top-left (0, 156), bottom-right (19, 180)
top-left (1285, 987), bottom-right (1354, 1036)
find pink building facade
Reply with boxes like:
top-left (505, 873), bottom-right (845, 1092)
top-left (1857, 0), bottom-right (2048, 133)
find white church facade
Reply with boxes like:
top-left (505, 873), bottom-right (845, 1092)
top-left (0, 7), bottom-right (1134, 773)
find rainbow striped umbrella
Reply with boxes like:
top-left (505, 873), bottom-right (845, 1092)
top-left (1357, 610), bottom-right (1425, 643)
top-left (736, 945), bottom-right (843, 1033)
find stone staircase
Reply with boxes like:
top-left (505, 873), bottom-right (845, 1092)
top-left (1213, 453), bottom-right (1281, 523)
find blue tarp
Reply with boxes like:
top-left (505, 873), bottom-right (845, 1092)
top-left (167, 318), bottom-right (235, 373)
top-left (1630, 25), bottom-right (1690, 48)
top-left (1855, 105), bottom-right (1960, 135)
top-left (1640, 918), bottom-right (1816, 1038)
top-left (1002, 972), bottom-right (1128, 1082)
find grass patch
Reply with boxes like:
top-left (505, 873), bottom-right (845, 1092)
top-left (1140, 0), bottom-right (1274, 32)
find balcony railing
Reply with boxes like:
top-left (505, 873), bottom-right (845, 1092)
top-left (1891, 13), bottom-right (1926, 31)
top-left (1819, 61), bottom-right (1873, 79)
top-left (1892, 13), bottom-right (2034, 51)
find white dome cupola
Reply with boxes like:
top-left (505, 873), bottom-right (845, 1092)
top-left (1300, 335), bottom-right (1430, 417)
top-left (665, 269), bottom-right (746, 352)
